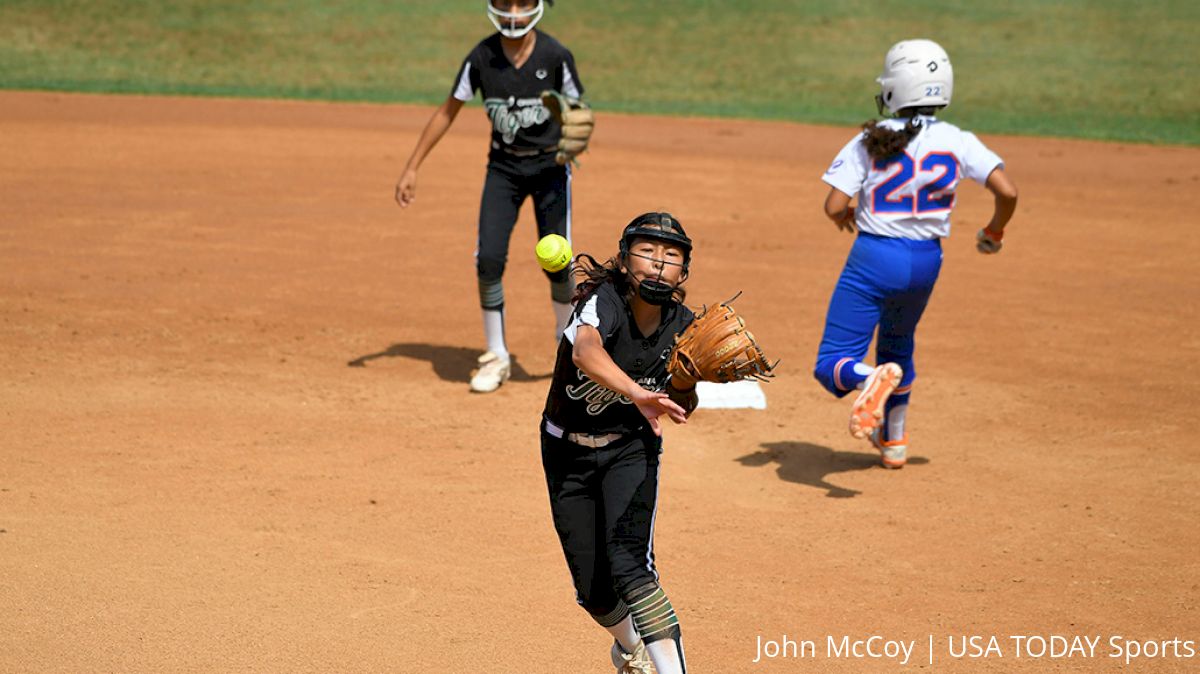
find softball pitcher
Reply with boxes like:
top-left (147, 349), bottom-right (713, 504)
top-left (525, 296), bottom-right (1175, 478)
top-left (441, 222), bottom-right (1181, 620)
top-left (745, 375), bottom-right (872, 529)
top-left (395, 0), bottom-right (590, 393)
top-left (542, 213), bottom-right (697, 674)
top-left (813, 39), bottom-right (1019, 467)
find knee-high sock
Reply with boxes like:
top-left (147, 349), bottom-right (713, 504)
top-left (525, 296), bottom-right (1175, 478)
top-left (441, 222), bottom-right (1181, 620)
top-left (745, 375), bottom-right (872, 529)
top-left (646, 638), bottom-right (687, 674)
top-left (886, 403), bottom-right (908, 442)
top-left (627, 582), bottom-right (686, 674)
top-left (851, 361), bottom-right (875, 387)
top-left (884, 387), bottom-right (911, 441)
top-left (552, 300), bottom-right (573, 343)
top-left (482, 308), bottom-right (508, 360)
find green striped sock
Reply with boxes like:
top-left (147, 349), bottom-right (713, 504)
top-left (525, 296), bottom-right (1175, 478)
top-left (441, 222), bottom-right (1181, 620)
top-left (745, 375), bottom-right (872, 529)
top-left (591, 600), bottom-right (630, 628)
top-left (627, 583), bottom-right (679, 643)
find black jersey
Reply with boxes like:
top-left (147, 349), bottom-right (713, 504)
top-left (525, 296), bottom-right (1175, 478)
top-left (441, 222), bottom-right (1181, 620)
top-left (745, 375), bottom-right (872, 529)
top-left (450, 31), bottom-right (585, 156)
top-left (543, 282), bottom-right (695, 435)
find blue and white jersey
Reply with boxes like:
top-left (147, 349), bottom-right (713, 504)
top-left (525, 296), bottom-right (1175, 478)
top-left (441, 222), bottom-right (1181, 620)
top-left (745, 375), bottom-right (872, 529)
top-left (822, 116), bottom-right (1003, 240)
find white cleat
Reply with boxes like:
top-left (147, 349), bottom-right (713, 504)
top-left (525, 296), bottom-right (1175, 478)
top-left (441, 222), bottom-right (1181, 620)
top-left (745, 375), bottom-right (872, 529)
top-left (611, 640), bottom-right (656, 674)
top-left (470, 352), bottom-right (511, 393)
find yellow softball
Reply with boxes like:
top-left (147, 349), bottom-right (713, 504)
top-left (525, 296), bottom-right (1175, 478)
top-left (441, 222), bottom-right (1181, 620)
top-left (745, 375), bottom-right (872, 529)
top-left (535, 234), bottom-right (572, 273)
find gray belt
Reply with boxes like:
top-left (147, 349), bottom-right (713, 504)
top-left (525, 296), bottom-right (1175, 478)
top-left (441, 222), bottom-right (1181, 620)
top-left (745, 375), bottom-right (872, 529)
top-left (544, 419), bottom-right (623, 448)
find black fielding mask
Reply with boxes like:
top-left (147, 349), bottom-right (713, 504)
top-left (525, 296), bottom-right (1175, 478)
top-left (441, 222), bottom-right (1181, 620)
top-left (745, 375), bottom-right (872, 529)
top-left (636, 279), bottom-right (675, 305)
top-left (618, 212), bottom-right (692, 305)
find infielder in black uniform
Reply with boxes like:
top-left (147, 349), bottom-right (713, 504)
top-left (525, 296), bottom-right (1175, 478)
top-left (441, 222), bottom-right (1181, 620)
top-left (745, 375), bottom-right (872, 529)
top-left (395, 0), bottom-right (584, 393)
top-left (542, 213), bottom-right (698, 674)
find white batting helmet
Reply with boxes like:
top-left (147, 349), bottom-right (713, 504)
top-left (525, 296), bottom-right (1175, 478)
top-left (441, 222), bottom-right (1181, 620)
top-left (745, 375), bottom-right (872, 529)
top-left (486, 0), bottom-right (545, 39)
top-left (875, 39), bottom-right (954, 115)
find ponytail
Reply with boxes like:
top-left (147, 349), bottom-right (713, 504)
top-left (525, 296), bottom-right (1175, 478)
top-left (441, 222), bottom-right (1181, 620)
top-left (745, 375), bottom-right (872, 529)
top-left (861, 118), bottom-right (923, 161)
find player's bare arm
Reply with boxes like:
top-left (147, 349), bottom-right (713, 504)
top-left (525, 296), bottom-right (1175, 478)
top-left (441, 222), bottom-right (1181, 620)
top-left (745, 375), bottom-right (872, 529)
top-left (572, 324), bottom-right (688, 433)
top-left (395, 95), bottom-right (465, 208)
top-left (975, 167), bottom-right (1018, 253)
top-left (984, 167), bottom-right (1019, 234)
top-left (824, 187), bottom-right (857, 233)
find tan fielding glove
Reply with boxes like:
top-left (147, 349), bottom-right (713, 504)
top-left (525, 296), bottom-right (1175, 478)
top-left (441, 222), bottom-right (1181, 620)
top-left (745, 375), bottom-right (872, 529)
top-left (541, 90), bottom-right (594, 166)
top-left (668, 293), bottom-right (777, 389)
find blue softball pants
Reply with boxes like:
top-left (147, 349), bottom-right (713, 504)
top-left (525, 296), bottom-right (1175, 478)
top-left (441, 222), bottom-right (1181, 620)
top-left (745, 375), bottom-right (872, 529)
top-left (813, 232), bottom-right (943, 409)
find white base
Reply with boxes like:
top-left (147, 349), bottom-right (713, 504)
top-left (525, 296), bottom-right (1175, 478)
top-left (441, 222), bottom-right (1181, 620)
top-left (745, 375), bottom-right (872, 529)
top-left (695, 381), bottom-right (767, 410)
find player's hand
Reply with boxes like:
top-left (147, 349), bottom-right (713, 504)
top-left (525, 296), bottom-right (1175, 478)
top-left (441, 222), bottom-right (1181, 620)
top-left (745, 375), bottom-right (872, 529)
top-left (834, 206), bottom-right (856, 233)
top-left (395, 169), bottom-right (418, 208)
top-left (976, 226), bottom-right (1003, 254)
top-left (630, 387), bottom-right (688, 436)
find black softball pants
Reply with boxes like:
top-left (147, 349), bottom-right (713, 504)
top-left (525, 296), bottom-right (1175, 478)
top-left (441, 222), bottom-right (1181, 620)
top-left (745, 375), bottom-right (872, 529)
top-left (541, 428), bottom-right (662, 618)
top-left (476, 153), bottom-right (572, 309)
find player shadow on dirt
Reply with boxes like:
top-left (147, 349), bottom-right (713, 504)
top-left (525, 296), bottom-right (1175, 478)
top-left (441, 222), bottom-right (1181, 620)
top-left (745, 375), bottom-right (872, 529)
top-left (346, 342), bottom-right (550, 383)
top-left (736, 442), bottom-right (928, 498)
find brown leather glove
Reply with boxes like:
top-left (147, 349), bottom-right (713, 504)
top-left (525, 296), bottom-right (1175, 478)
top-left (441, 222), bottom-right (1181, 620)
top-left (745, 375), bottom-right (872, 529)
top-left (540, 90), bottom-right (594, 166)
top-left (668, 294), bottom-right (777, 389)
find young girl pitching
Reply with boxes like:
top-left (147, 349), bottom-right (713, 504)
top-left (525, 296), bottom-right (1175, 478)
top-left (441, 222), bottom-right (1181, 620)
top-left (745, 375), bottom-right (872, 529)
top-left (542, 212), bottom-right (698, 673)
top-left (814, 39), bottom-right (1019, 467)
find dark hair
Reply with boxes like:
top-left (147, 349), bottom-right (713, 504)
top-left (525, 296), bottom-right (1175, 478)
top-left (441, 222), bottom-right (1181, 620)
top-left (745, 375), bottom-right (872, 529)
top-left (570, 244), bottom-right (688, 306)
top-left (570, 253), bottom-right (625, 305)
top-left (860, 106), bottom-right (941, 161)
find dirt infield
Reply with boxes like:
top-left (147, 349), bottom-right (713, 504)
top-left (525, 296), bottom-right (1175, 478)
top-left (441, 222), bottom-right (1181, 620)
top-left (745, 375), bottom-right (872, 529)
top-left (2, 91), bottom-right (1197, 672)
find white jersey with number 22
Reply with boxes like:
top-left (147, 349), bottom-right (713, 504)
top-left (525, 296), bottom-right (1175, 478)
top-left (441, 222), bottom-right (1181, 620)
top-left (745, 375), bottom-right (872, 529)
top-left (822, 115), bottom-right (1003, 240)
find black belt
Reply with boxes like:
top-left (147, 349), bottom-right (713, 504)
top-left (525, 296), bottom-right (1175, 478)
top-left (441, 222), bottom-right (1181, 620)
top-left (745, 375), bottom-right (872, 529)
top-left (495, 144), bottom-right (557, 158)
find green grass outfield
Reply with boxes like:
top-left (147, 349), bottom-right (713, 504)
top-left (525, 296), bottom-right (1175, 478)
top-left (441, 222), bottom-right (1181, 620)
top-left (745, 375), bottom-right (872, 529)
top-left (2, 0), bottom-right (1196, 145)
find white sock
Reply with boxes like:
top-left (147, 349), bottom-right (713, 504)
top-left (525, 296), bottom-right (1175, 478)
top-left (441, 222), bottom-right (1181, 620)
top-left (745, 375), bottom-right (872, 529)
top-left (852, 361), bottom-right (875, 381)
top-left (605, 615), bottom-right (641, 654)
top-left (482, 308), bottom-right (508, 361)
top-left (887, 403), bottom-right (908, 441)
top-left (552, 301), bottom-right (574, 343)
top-left (645, 637), bottom-right (686, 674)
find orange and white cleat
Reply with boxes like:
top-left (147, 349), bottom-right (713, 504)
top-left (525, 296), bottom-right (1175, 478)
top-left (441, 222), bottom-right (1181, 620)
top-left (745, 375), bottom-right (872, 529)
top-left (871, 428), bottom-right (908, 469)
top-left (848, 363), bottom-right (903, 439)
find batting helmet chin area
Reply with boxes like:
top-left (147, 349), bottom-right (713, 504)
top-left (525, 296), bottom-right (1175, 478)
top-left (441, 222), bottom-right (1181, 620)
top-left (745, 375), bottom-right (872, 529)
top-left (619, 212), bottom-right (693, 272)
top-left (486, 0), bottom-right (547, 39)
top-left (875, 39), bottom-right (954, 116)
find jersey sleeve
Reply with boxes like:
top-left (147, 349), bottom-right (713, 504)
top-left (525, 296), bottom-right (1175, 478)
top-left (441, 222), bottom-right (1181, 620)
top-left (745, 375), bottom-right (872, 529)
top-left (959, 131), bottom-right (1004, 184)
top-left (563, 287), bottom-right (621, 344)
top-left (559, 49), bottom-right (584, 98)
top-left (450, 48), bottom-right (482, 102)
top-left (821, 134), bottom-right (869, 198)
top-left (676, 306), bottom-right (696, 334)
